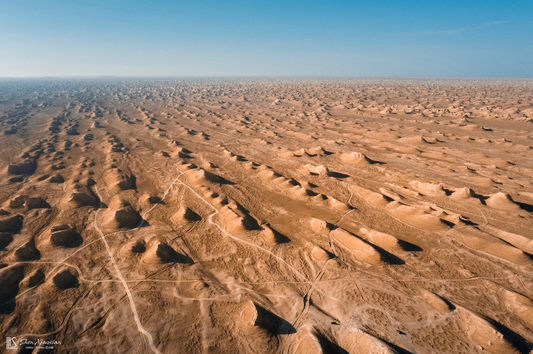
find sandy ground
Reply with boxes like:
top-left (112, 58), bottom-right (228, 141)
top-left (0, 78), bottom-right (532, 353)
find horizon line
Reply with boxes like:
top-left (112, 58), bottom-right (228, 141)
top-left (0, 75), bottom-right (532, 80)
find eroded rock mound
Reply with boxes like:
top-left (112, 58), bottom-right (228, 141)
top-left (171, 207), bottom-right (202, 224)
top-left (139, 194), bottom-right (162, 204)
top-left (119, 239), bottom-right (146, 258)
top-left (340, 151), bottom-right (372, 164)
top-left (105, 170), bottom-right (136, 191)
top-left (102, 198), bottom-right (142, 229)
top-left (142, 239), bottom-right (192, 264)
top-left (49, 174), bottom-right (65, 183)
top-left (0, 232), bottom-right (13, 249)
top-left (52, 269), bottom-right (78, 289)
top-left (486, 192), bottom-right (522, 212)
top-left (25, 197), bottom-right (49, 209)
top-left (14, 239), bottom-right (40, 261)
top-left (26, 269), bottom-right (45, 287)
top-left (0, 265), bottom-right (24, 313)
top-left (68, 184), bottom-right (100, 207)
top-left (8, 159), bottom-right (37, 175)
top-left (0, 215), bottom-right (23, 233)
top-left (50, 225), bottom-right (82, 247)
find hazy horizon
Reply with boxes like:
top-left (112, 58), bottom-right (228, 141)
top-left (1, 0), bottom-right (532, 78)
top-left (1, 75), bottom-right (533, 79)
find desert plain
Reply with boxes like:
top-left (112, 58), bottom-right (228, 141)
top-left (0, 78), bottom-right (533, 353)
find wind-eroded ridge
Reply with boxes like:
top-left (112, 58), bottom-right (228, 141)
top-left (1, 78), bottom-right (533, 353)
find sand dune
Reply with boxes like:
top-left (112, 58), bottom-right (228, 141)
top-left (0, 78), bottom-right (532, 353)
top-left (102, 197), bottom-right (143, 229)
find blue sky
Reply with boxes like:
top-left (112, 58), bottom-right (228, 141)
top-left (0, 0), bottom-right (531, 77)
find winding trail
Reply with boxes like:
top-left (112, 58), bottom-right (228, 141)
top-left (94, 186), bottom-right (162, 354)
top-left (279, 258), bottom-right (331, 354)
top-left (174, 170), bottom-right (310, 282)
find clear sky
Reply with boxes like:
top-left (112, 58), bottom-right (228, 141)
top-left (0, 0), bottom-right (532, 77)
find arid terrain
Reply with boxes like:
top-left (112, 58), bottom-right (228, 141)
top-left (1, 78), bottom-right (533, 353)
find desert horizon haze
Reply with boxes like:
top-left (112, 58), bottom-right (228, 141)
top-left (1, 1), bottom-right (533, 354)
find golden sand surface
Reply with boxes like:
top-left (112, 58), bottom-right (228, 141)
top-left (1, 78), bottom-right (532, 353)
